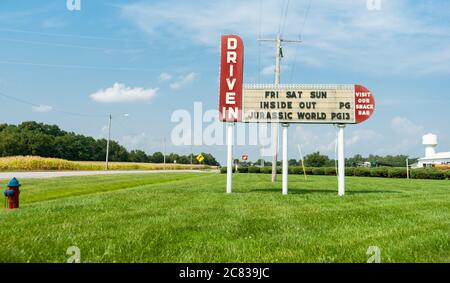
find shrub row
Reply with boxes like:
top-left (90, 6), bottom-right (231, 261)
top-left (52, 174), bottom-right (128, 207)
top-left (220, 166), bottom-right (450, 180)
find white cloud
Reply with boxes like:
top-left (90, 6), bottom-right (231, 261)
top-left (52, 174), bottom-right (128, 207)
top-left (121, 0), bottom-right (450, 76)
top-left (42, 18), bottom-right (66, 29)
top-left (122, 133), bottom-right (147, 146)
top-left (159, 72), bottom-right (172, 82)
top-left (90, 82), bottom-right (158, 103)
top-left (170, 72), bottom-right (198, 90)
top-left (261, 65), bottom-right (290, 76)
top-left (31, 104), bottom-right (53, 112)
top-left (346, 129), bottom-right (381, 147)
top-left (99, 125), bottom-right (109, 139)
top-left (391, 116), bottom-right (423, 135)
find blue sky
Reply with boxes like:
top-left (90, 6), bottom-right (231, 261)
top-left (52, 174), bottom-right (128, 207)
top-left (0, 0), bottom-right (449, 164)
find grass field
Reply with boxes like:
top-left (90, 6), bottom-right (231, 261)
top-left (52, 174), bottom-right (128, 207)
top-left (0, 173), bottom-right (449, 263)
top-left (0, 156), bottom-right (212, 171)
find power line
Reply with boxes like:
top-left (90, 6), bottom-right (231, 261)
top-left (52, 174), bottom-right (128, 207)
top-left (0, 91), bottom-right (106, 118)
top-left (0, 60), bottom-right (159, 72)
top-left (277, 0), bottom-right (287, 35)
top-left (0, 37), bottom-right (143, 53)
top-left (280, 0), bottom-right (291, 37)
top-left (289, 0), bottom-right (312, 83)
top-left (257, 0), bottom-right (262, 83)
top-left (0, 27), bottom-right (145, 43)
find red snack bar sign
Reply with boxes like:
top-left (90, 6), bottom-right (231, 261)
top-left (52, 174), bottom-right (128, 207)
top-left (354, 84), bottom-right (375, 124)
top-left (219, 35), bottom-right (244, 122)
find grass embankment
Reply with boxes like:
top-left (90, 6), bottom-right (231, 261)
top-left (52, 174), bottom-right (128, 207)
top-left (0, 173), bottom-right (449, 262)
top-left (0, 156), bottom-right (212, 171)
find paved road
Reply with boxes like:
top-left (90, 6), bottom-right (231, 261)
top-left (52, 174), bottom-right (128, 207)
top-left (0, 169), bottom-right (218, 179)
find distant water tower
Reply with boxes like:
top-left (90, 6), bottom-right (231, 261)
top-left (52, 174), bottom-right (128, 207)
top-left (422, 134), bottom-right (438, 157)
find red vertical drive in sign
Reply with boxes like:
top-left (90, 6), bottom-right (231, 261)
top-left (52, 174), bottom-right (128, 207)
top-left (219, 35), bottom-right (244, 122)
top-left (354, 84), bottom-right (375, 124)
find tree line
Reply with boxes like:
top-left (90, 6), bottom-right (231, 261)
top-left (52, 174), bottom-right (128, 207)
top-left (0, 121), bottom-right (219, 166)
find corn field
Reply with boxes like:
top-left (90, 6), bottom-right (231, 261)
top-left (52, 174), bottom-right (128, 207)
top-left (0, 156), bottom-right (212, 171)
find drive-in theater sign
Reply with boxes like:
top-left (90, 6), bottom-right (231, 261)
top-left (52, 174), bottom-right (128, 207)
top-left (218, 35), bottom-right (375, 195)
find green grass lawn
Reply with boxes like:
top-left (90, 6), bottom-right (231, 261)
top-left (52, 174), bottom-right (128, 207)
top-left (0, 173), bottom-right (449, 263)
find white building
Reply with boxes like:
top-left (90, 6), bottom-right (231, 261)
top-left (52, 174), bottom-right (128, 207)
top-left (417, 134), bottom-right (450, 168)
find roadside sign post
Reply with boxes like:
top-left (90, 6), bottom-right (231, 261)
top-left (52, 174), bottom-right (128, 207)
top-left (406, 158), bottom-right (410, 179)
top-left (337, 124), bottom-right (346, 196)
top-left (218, 35), bottom-right (375, 196)
top-left (226, 122), bottom-right (234, 194)
top-left (282, 123), bottom-right (289, 195)
top-left (196, 153), bottom-right (204, 163)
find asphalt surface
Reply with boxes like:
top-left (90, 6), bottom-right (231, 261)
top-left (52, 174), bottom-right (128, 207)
top-left (0, 169), bottom-right (218, 179)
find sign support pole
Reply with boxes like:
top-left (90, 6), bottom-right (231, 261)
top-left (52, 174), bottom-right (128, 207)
top-left (337, 124), bottom-right (346, 196)
top-left (105, 114), bottom-right (112, 170)
top-left (226, 122), bottom-right (234, 194)
top-left (406, 158), bottom-right (410, 179)
top-left (282, 123), bottom-right (289, 195)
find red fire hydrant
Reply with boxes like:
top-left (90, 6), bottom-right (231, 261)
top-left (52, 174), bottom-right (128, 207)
top-left (3, 177), bottom-right (21, 209)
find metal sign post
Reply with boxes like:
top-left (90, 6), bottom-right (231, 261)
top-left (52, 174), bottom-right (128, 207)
top-left (406, 158), bottom-right (410, 179)
top-left (337, 124), bottom-right (346, 196)
top-left (226, 122), bottom-right (234, 194)
top-left (282, 123), bottom-right (289, 195)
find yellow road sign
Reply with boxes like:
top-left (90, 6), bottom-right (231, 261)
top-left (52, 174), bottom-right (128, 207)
top-left (196, 154), bottom-right (204, 163)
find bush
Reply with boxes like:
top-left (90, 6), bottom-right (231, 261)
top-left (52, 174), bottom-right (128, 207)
top-left (345, 167), bottom-right (354, 176)
top-left (411, 169), bottom-right (428, 179)
top-left (447, 170), bottom-right (450, 180)
top-left (260, 166), bottom-right (272, 174)
top-left (324, 167), bottom-right (336, 176)
top-left (312, 168), bottom-right (325, 175)
top-left (388, 168), bottom-right (407, 178)
top-left (305, 167), bottom-right (314, 175)
top-left (237, 166), bottom-right (248, 173)
top-left (289, 166), bottom-right (303, 175)
top-left (220, 166), bottom-right (235, 174)
top-left (370, 167), bottom-right (389, 178)
top-left (354, 167), bottom-right (371, 177)
top-left (276, 167), bottom-right (282, 174)
top-left (411, 169), bottom-right (446, 180)
top-left (428, 170), bottom-right (446, 180)
top-left (248, 166), bottom-right (260, 173)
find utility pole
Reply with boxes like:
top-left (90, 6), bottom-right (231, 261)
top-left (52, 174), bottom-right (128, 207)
top-left (258, 33), bottom-right (302, 184)
top-left (105, 114), bottom-right (112, 170)
top-left (190, 144), bottom-right (193, 170)
top-left (105, 113), bottom-right (129, 171)
top-left (163, 137), bottom-right (166, 170)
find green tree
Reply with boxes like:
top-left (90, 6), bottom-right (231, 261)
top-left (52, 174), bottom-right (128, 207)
top-left (129, 150), bottom-right (148, 163)
top-left (150, 152), bottom-right (164, 163)
top-left (304, 151), bottom-right (330, 167)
